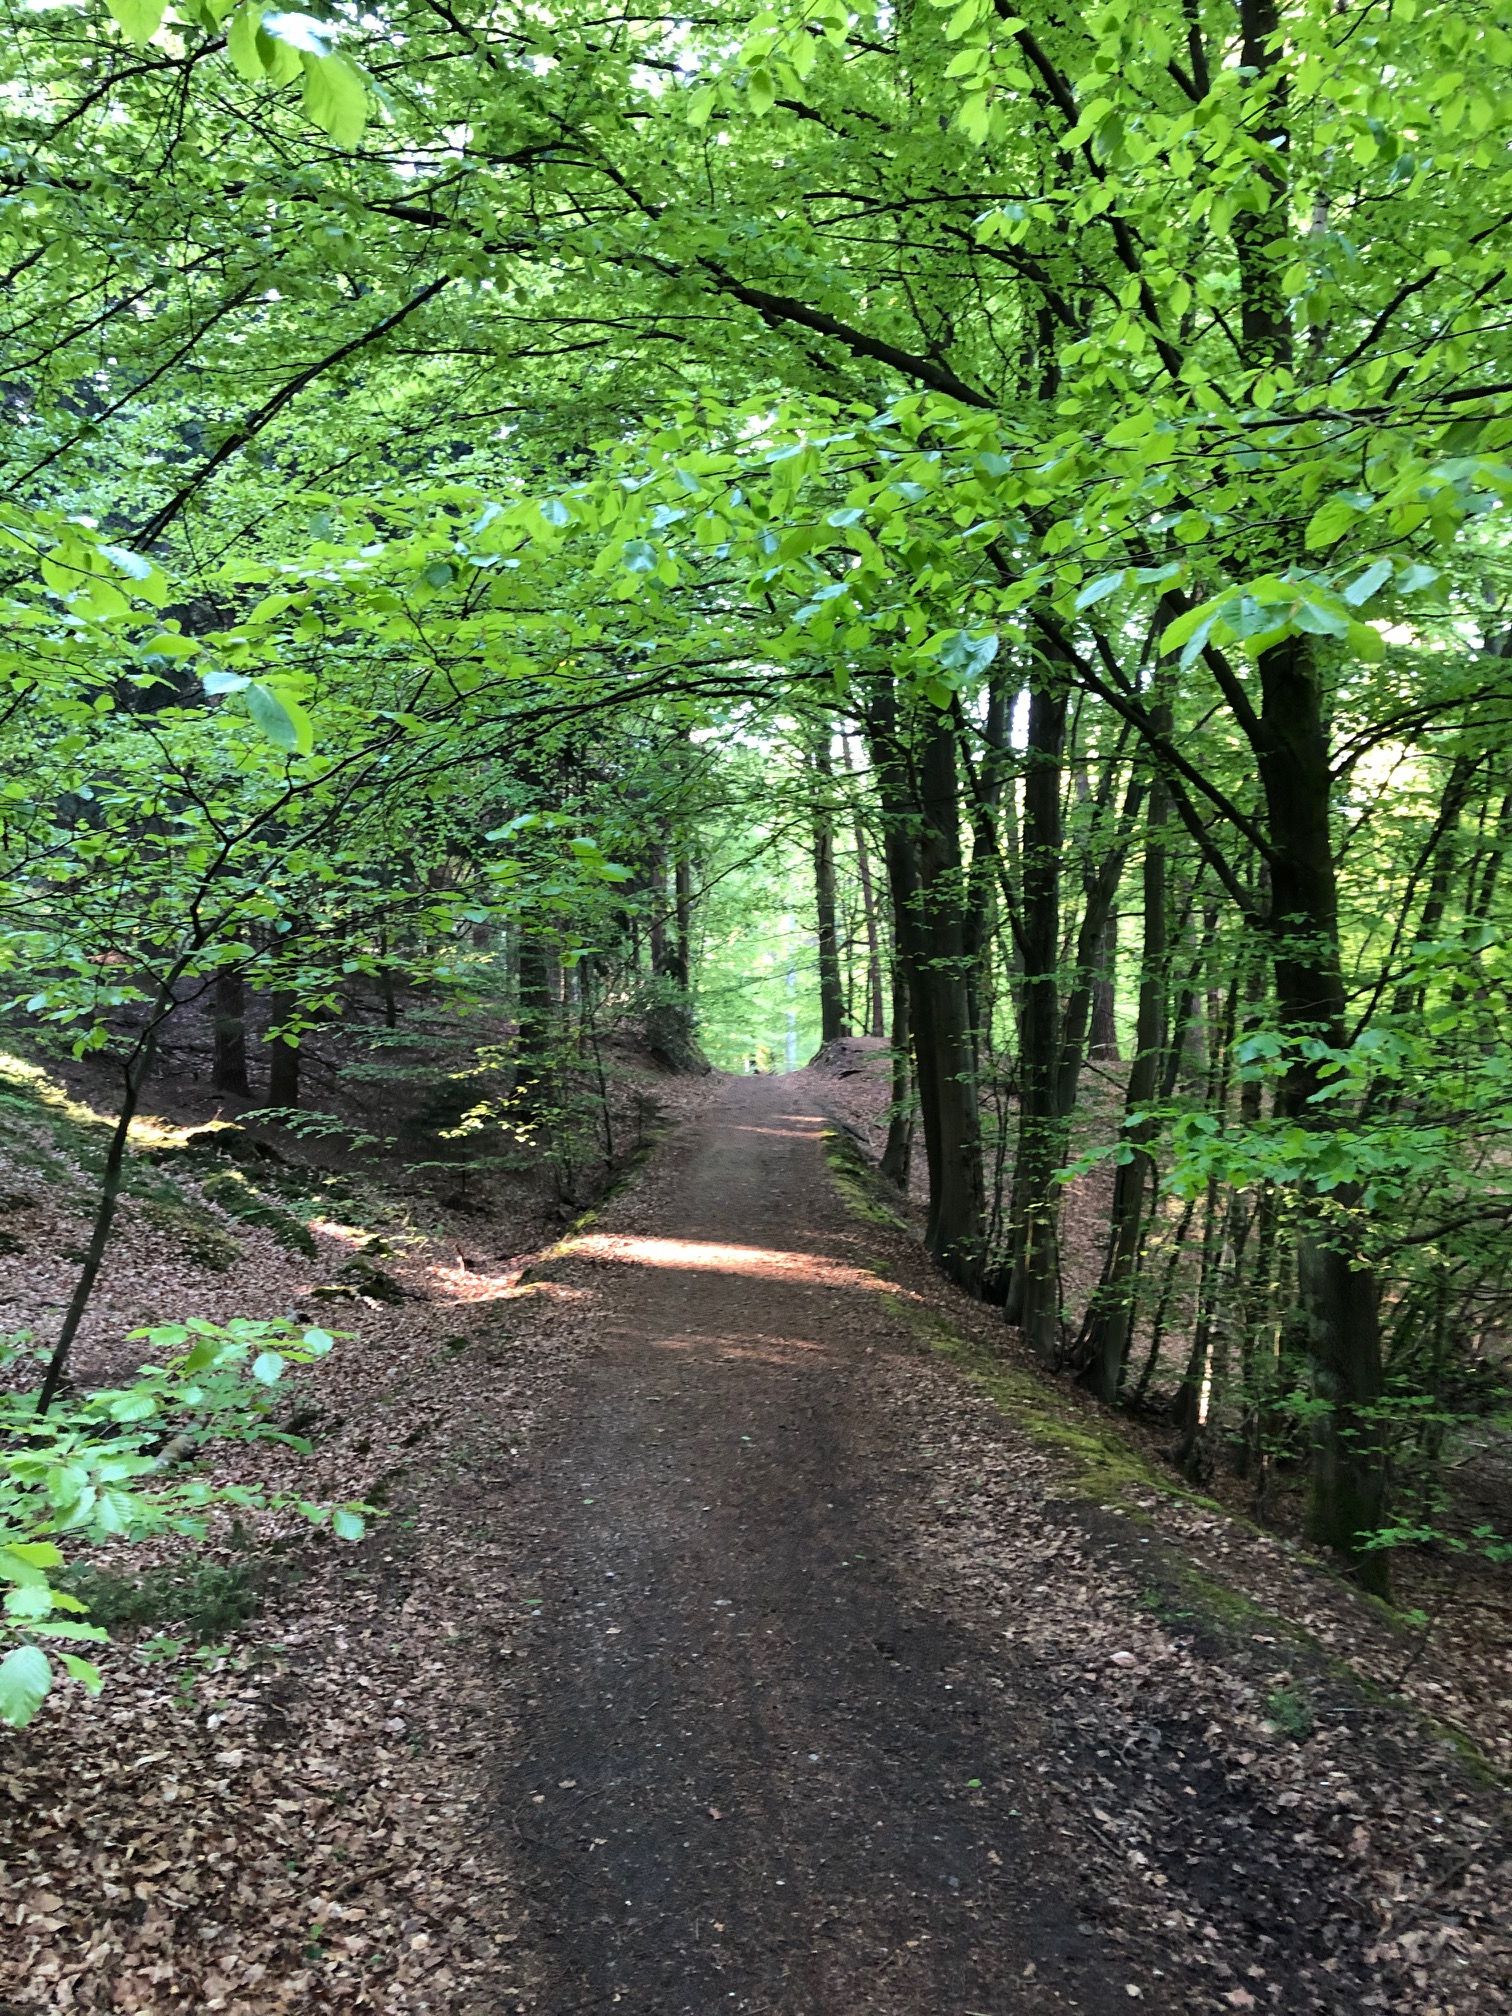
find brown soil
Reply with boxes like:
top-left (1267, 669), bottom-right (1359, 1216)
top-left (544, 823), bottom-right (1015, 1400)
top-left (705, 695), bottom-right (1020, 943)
top-left (476, 1073), bottom-right (1508, 2014)
top-left (4, 1066), bottom-right (1506, 2014)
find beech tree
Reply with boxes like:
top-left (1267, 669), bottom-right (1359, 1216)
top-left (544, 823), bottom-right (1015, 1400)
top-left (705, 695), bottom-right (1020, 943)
top-left (2, 0), bottom-right (1508, 1606)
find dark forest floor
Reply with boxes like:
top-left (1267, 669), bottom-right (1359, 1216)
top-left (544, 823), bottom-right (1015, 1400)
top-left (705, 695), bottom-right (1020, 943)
top-left (1, 1060), bottom-right (1506, 2013)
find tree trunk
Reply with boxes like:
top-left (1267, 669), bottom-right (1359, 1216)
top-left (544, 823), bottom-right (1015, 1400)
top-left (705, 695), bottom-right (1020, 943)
top-left (866, 682), bottom-right (984, 1291)
top-left (879, 947), bottom-right (913, 1189)
top-left (211, 967), bottom-right (250, 1096)
top-left (809, 733), bottom-right (848, 1045)
top-left (673, 852), bottom-right (693, 994)
top-left (1089, 910), bottom-right (1119, 1060)
top-left (36, 1025), bottom-right (160, 1414)
top-left (1079, 750), bottom-right (1169, 1401)
top-left (1005, 661), bottom-right (1068, 1360)
top-left (266, 989), bottom-right (300, 1109)
top-left (647, 845), bottom-right (669, 978)
top-left (841, 732), bottom-right (887, 1039)
top-left (1256, 631), bottom-right (1387, 1590)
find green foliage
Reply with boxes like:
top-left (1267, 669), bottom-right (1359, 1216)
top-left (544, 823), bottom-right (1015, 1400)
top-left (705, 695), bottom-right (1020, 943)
top-left (62, 1555), bottom-right (267, 1641)
top-left (0, 0), bottom-right (1508, 1605)
top-left (0, 1319), bottom-right (366, 1726)
top-left (1264, 1685), bottom-right (1317, 1743)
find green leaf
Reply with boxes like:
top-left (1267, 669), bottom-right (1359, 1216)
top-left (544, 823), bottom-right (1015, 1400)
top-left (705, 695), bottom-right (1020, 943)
top-left (1159, 597), bottom-right (1220, 658)
top-left (302, 51), bottom-right (368, 148)
top-left (246, 682), bottom-right (314, 756)
top-left (2, 1542), bottom-right (61, 1574)
top-left (251, 1350), bottom-right (285, 1384)
top-left (1305, 495), bottom-right (1364, 551)
top-left (105, 0), bottom-right (167, 44)
top-left (0, 1645), bottom-right (51, 1729)
top-left (1291, 597), bottom-right (1350, 638)
top-left (747, 66), bottom-right (775, 115)
top-left (1074, 571), bottom-right (1126, 611)
top-left (331, 1507), bottom-right (365, 1542)
top-left (109, 1392), bottom-right (158, 1422)
top-left (97, 545), bottom-right (168, 602)
top-left (1342, 559), bottom-right (1392, 606)
top-left (227, 2), bottom-right (264, 81)
top-left (93, 1487), bottom-right (140, 1537)
top-left (58, 1653), bottom-right (104, 1695)
top-left (4, 1584), bottom-right (55, 1620)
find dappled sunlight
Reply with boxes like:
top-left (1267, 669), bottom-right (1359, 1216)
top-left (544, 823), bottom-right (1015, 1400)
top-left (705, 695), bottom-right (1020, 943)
top-left (307, 1217), bottom-right (376, 1249)
top-left (726, 1124), bottom-right (827, 1140)
top-left (421, 1258), bottom-right (588, 1306)
top-left (644, 1328), bottom-right (832, 1365)
top-left (566, 1232), bottom-right (889, 1292)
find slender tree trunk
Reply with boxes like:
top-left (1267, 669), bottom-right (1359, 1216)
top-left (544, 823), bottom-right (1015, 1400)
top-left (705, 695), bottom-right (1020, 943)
top-left (1089, 910), bottom-right (1119, 1060)
top-left (515, 931), bottom-right (554, 1089)
top-left (879, 948), bottom-right (913, 1189)
top-left (958, 680), bottom-right (1012, 1081)
top-left (1005, 660), bottom-right (1068, 1359)
top-left (1387, 754), bottom-right (1476, 1024)
top-left (841, 732), bottom-right (887, 1039)
top-left (1256, 631), bottom-right (1387, 1590)
top-left (647, 845), bottom-right (669, 979)
top-left (37, 1020), bottom-right (161, 1414)
top-left (266, 989), bottom-right (300, 1109)
top-left (378, 923), bottom-right (400, 1029)
top-left (1080, 750), bottom-right (1169, 1400)
top-left (211, 967), bottom-right (251, 1096)
top-left (673, 853), bottom-right (693, 994)
top-left (809, 733), bottom-right (848, 1044)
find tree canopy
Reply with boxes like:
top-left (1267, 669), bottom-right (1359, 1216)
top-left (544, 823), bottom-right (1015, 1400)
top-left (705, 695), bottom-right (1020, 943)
top-left (2, 0), bottom-right (1510, 1674)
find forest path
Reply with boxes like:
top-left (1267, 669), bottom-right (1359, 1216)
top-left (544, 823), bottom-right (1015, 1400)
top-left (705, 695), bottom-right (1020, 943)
top-left (496, 1072), bottom-right (1136, 2015)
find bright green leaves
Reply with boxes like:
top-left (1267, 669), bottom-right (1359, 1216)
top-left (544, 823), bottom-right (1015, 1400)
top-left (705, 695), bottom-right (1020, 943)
top-left (226, 6), bottom-right (369, 147)
top-left (104, 0), bottom-right (167, 45)
top-left (202, 672), bottom-right (315, 757)
top-left (246, 681), bottom-right (314, 756)
top-left (0, 1315), bottom-right (357, 1726)
top-left (40, 534), bottom-right (168, 625)
top-left (0, 1645), bottom-right (50, 1730)
top-left (1160, 574), bottom-right (1385, 670)
top-left (301, 47), bottom-right (368, 148)
top-left (1306, 492), bottom-right (1369, 551)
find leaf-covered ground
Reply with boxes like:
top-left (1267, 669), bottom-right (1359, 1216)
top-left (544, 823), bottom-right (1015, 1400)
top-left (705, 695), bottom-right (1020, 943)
top-left (2, 1059), bottom-right (1507, 2012)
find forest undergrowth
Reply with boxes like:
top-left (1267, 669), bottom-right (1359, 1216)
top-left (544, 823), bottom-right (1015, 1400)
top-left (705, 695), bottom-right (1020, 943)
top-left (0, 1012), bottom-right (713, 2012)
top-left (817, 1035), bottom-right (1512, 1774)
top-left (0, 1023), bottom-right (1505, 2013)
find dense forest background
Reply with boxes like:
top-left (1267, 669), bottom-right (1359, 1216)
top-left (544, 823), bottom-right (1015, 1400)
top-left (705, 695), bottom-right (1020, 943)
top-left (2, 0), bottom-right (1510, 1741)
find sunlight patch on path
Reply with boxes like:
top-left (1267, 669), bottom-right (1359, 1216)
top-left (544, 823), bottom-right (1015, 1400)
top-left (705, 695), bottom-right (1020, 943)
top-left (566, 1232), bottom-right (890, 1292)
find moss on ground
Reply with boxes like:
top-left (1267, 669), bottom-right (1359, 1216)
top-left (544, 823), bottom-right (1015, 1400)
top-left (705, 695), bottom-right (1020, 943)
top-left (139, 1197), bottom-right (243, 1272)
top-left (199, 1166), bottom-right (319, 1256)
top-left (885, 1290), bottom-right (1210, 1511)
top-left (824, 1125), bottom-right (1506, 1786)
top-left (820, 1127), bottom-right (908, 1230)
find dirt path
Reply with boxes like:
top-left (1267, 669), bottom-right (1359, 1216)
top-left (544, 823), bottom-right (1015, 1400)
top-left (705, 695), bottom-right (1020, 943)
top-left (497, 1076), bottom-right (1143, 2013)
top-left (458, 1072), bottom-right (1507, 2016)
